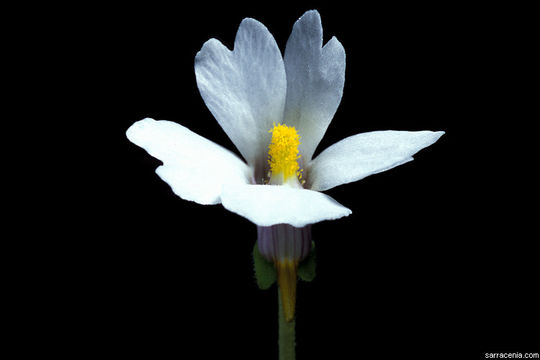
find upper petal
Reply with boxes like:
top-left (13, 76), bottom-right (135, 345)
top-left (221, 184), bottom-right (351, 227)
top-left (308, 130), bottom-right (445, 191)
top-left (126, 118), bottom-right (252, 205)
top-left (283, 10), bottom-right (346, 163)
top-left (195, 18), bottom-right (287, 175)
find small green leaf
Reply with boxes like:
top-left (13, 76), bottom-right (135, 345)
top-left (253, 242), bottom-right (277, 289)
top-left (297, 241), bottom-right (316, 282)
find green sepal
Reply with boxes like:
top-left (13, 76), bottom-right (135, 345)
top-left (253, 242), bottom-right (277, 289)
top-left (297, 241), bottom-right (316, 282)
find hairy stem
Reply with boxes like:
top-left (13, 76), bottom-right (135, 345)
top-left (278, 287), bottom-right (296, 360)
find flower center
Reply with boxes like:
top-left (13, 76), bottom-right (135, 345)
top-left (267, 123), bottom-right (303, 184)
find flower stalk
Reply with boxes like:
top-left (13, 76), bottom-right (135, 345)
top-left (278, 287), bottom-right (296, 360)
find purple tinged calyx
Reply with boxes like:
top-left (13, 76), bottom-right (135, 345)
top-left (257, 224), bottom-right (312, 263)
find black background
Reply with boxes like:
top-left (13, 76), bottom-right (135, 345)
top-left (30, 1), bottom-right (537, 358)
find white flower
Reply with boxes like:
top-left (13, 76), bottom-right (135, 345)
top-left (126, 10), bottom-right (444, 228)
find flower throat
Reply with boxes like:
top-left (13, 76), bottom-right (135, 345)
top-left (267, 123), bottom-right (303, 185)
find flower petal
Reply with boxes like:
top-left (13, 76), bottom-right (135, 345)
top-left (283, 10), bottom-right (346, 163)
top-left (221, 184), bottom-right (351, 227)
top-left (195, 18), bottom-right (287, 175)
top-left (308, 130), bottom-right (445, 191)
top-left (126, 118), bottom-right (252, 205)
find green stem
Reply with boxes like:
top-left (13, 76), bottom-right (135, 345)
top-left (278, 287), bottom-right (296, 360)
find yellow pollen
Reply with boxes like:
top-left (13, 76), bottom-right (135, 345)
top-left (268, 123), bottom-right (302, 182)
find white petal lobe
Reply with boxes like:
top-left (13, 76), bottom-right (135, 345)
top-left (126, 118), bottom-right (251, 205)
top-left (195, 18), bottom-right (287, 174)
top-left (283, 10), bottom-right (346, 163)
top-left (221, 184), bottom-right (352, 227)
top-left (309, 130), bottom-right (445, 191)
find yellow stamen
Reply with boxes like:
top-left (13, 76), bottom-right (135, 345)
top-left (268, 124), bottom-right (302, 183)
